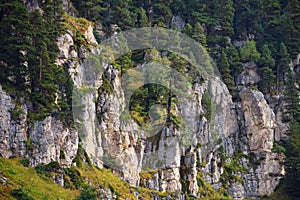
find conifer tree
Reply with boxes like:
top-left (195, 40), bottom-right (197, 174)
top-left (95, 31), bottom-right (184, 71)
top-left (72, 0), bottom-right (104, 21)
top-left (182, 23), bottom-right (193, 37)
top-left (233, 0), bottom-right (264, 43)
top-left (0, 0), bottom-right (32, 89)
top-left (284, 118), bottom-right (300, 198)
top-left (284, 70), bottom-right (300, 121)
top-left (276, 43), bottom-right (290, 89)
top-left (214, 0), bottom-right (234, 37)
top-left (257, 44), bottom-right (276, 94)
top-left (263, 0), bottom-right (282, 45)
top-left (193, 22), bottom-right (207, 48)
top-left (233, 0), bottom-right (250, 39)
top-left (218, 49), bottom-right (235, 95)
top-left (41, 0), bottom-right (62, 61)
top-left (285, 0), bottom-right (300, 58)
top-left (225, 46), bottom-right (243, 81)
top-left (112, 0), bottom-right (136, 30)
top-left (137, 7), bottom-right (148, 27)
top-left (29, 10), bottom-right (58, 112)
top-left (152, 0), bottom-right (173, 26)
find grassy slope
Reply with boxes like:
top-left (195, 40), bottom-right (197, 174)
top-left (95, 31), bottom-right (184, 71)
top-left (0, 158), bottom-right (78, 200)
top-left (0, 158), bottom-right (155, 200)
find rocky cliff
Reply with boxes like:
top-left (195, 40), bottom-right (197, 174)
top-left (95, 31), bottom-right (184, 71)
top-left (0, 3), bottom-right (289, 199)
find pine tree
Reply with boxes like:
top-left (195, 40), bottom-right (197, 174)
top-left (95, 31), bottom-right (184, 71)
top-left (233, 0), bottom-right (250, 39)
top-left (137, 7), bottom-right (148, 27)
top-left (214, 0), bottom-right (234, 37)
top-left (225, 46), bottom-right (243, 81)
top-left (185, 0), bottom-right (215, 27)
top-left (41, 0), bottom-right (62, 61)
top-left (284, 70), bottom-right (300, 121)
top-left (193, 22), bottom-right (207, 48)
top-left (276, 43), bottom-right (290, 90)
top-left (28, 6), bottom-right (60, 114)
top-left (218, 49), bottom-right (235, 95)
top-left (0, 0), bottom-right (32, 89)
top-left (72, 0), bottom-right (104, 21)
top-left (257, 44), bottom-right (276, 94)
top-left (233, 0), bottom-right (264, 43)
top-left (285, 0), bottom-right (300, 58)
top-left (114, 0), bottom-right (136, 30)
top-left (263, 0), bottom-right (282, 45)
top-left (284, 118), bottom-right (300, 198)
top-left (182, 23), bottom-right (193, 37)
top-left (151, 0), bottom-right (173, 26)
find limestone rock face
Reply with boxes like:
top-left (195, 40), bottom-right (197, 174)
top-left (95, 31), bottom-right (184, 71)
top-left (0, 85), bottom-right (78, 167)
top-left (237, 88), bottom-right (284, 198)
top-left (0, 85), bottom-right (27, 158)
top-left (28, 117), bottom-right (78, 167)
top-left (57, 31), bottom-right (75, 65)
top-left (236, 62), bottom-right (260, 86)
top-left (84, 25), bottom-right (97, 44)
top-left (240, 88), bottom-right (275, 151)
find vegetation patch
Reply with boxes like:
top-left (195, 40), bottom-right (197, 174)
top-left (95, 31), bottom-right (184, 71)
top-left (0, 158), bottom-right (79, 199)
top-left (11, 187), bottom-right (34, 200)
top-left (61, 14), bottom-right (93, 35)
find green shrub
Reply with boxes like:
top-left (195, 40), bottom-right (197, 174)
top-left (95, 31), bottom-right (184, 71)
top-left (19, 159), bottom-right (30, 167)
top-left (272, 142), bottom-right (286, 153)
top-left (25, 139), bottom-right (34, 151)
top-left (64, 168), bottom-right (82, 189)
top-left (8, 168), bottom-right (17, 175)
top-left (9, 105), bottom-right (25, 120)
top-left (60, 150), bottom-right (66, 159)
top-left (11, 187), bottom-right (34, 200)
top-left (35, 162), bottom-right (60, 175)
top-left (98, 77), bottom-right (114, 95)
top-left (75, 185), bottom-right (97, 200)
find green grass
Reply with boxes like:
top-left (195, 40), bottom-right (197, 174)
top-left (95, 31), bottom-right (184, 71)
top-left (0, 158), bottom-right (78, 200)
top-left (76, 166), bottom-right (137, 199)
top-left (0, 157), bottom-right (190, 200)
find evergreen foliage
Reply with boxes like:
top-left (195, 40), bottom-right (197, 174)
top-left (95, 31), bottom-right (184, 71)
top-left (276, 43), bottom-right (290, 89)
top-left (214, 0), bottom-right (234, 37)
top-left (225, 45), bottom-right (242, 81)
top-left (285, 0), bottom-right (300, 58)
top-left (72, 0), bottom-right (104, 21)
top-left (0, 0), bottom-right (32, 89)
top-left (192, 22), bottom-right (207, 48)
top-left (75, 185), bottom-right (97, 200)
top-left (283, 118), bottom-right (300, 199)
top-left (218, 49), bottom-right (235, 95)
top-left (284, 70), bottom-right (300, 121)
top-left (257, 44), bottom-right (276, 94)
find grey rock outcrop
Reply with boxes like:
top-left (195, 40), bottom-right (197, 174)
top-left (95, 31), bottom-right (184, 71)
top-left (0, 85), bottom-right (78, 167)
top-left (239, 88), bottom-right (275, 151)
top-left (236, 62), bottom-right (260, 86)
top-left (28, 116), bottom-right (78, 167)
top-left (0, 85), bottom-right (27, 158)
